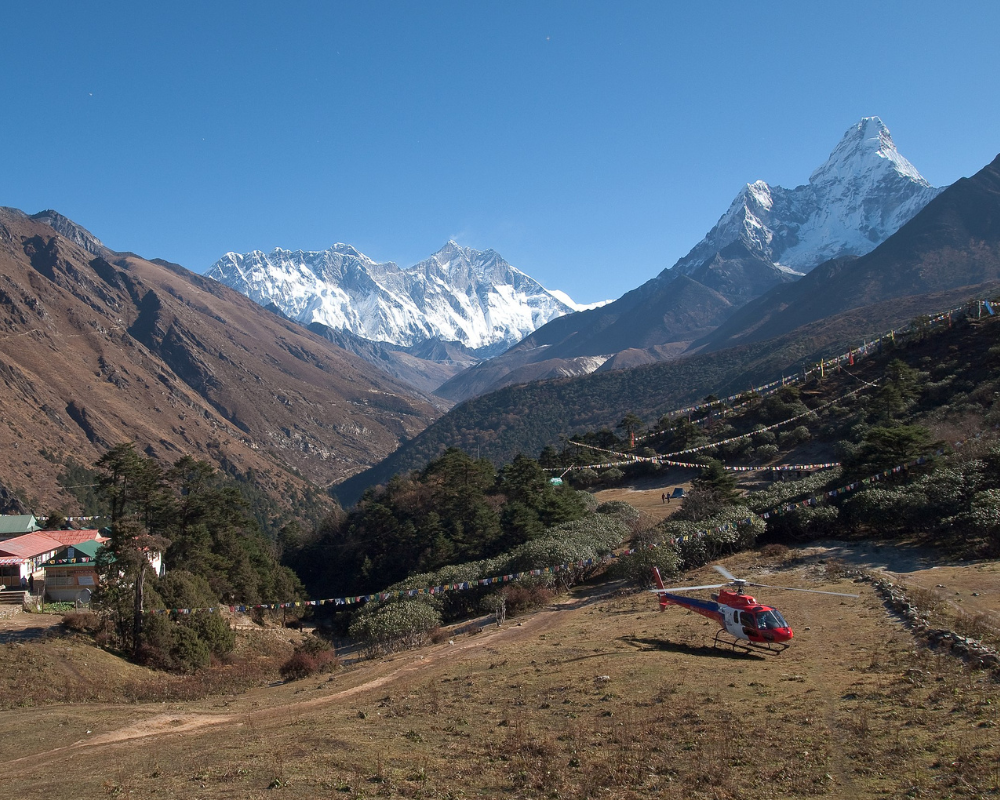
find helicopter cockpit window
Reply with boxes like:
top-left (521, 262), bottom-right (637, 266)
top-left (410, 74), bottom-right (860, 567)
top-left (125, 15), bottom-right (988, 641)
top-left (755, 610), bottom-right (787, 630)
top-left (739, 611), bottom-right (756, 628)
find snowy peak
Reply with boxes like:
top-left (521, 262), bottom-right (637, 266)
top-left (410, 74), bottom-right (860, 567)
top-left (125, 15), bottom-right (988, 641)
top-left (671, 117), bottom-right (942, 283)
top-left (810, 116), bottom-right (928, 188)
top-left (208, 242), bottom-right (581, 352)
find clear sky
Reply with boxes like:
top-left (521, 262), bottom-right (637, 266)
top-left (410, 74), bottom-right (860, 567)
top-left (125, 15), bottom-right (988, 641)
top-left (4, 1), bottom-right (999, 304)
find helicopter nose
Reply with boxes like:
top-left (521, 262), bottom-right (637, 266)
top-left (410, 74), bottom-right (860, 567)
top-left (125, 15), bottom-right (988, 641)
top-left (774, 628), bottom-right (793, 642)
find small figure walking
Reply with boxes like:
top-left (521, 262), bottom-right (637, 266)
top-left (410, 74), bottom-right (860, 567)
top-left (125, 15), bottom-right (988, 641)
top-left (661, 493), bottom-right (666, 504)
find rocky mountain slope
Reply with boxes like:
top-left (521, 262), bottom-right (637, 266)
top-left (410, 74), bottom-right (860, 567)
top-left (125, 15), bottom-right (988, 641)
top-left (0, 209), bottom-right (439, 512)
top-left (438, 118), bottom-right (941, 404)
top-left (700, 152), bottom-right (1000, 351)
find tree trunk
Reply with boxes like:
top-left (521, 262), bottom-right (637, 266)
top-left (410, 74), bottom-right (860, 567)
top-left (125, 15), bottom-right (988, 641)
top-left (132, 565), bottom-right (145, 658)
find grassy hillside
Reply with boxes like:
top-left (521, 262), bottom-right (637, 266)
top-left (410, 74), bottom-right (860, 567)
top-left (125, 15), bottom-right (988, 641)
top-left (2, 547), bottom-right (998, 799)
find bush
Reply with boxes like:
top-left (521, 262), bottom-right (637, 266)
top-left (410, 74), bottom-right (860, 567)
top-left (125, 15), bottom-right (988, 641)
top-left (494, 579), bottom-right (556, 617)
top-left (280, 651), bottom-right (318, 681)
top-left (61, 611), bottom-right (102, 634)
top-left (596, 500), bottom-right (641, 522)
top-left (754, 444), bottom-right (779, 461)
top-left (763, 505), bottom-right (840, 542)
top-left (602, 468), bottom-right (625, 483)
top-left (661, 505), bottom-right (763, 571)
top-left (170, 625), bottom-right (211, 672)
top-left (840, 487), bottom-right (928, 535)
top-left (606, 546), bottom-right (679, 588)
top-left (279, 636), bottom-right (340, 680)
top-left (570, 468), bottom-right (600, 488)
top-left (187, 611), bottom-right (236, 656)
top-left (136, 611), bottom-right (232, 673)
top-left (349, 598), bottom-right (442, 656)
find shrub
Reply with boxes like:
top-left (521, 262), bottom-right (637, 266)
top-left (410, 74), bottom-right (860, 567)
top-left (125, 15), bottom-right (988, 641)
top-left (186, 611), bottom-right (236, 656)
top-left (596, 500), bottom-right (641, 522)
top-left (170, 625), bottom-right (211, 673)
top-left (840, 487), bottom-right (928, 535)
top-left (62, 611), bottom-right (102, 634)
top-left (662, 505), bottom-right (763, 571)
top-left (280, 651), bottom-right (318, 681)
top-left (570, 468), bottom-right (600, 488)
top-left (349, 598), bottom-right (442, 656)
top-left (755, 444), bottom-right (779, 461)
top-left (279, 635), bottom-right (339, 680)
top-left (602, 467), bottom-right (625, 483)
top-left (606, 546), bottom-right (679, 588)
top-left (763, 504), bottom-right (840, 542)
top-left (494, 579), bottom-right (556, 617)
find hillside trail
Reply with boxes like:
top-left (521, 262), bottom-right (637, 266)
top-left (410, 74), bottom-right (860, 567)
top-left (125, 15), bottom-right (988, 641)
top-left (0, 587), bottom-right (612, 771)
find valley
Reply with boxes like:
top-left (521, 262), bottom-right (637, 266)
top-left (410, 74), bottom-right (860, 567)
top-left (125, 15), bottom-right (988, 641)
top-left (6, 9), bottom-right (1000, 800)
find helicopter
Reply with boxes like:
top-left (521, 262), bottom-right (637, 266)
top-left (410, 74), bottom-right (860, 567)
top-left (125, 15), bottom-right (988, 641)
top-left (651, 564), bottom-right (859, 654)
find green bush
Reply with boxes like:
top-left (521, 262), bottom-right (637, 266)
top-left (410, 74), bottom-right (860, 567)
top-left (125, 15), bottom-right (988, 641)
top-left (186, 611), bottom-right (236, 656)
top-left (170, 625), bottom-right (211, 672)
top-left (661, 505), bottom-right (763, 571)
top-left (606, 546), bottom-right (679, 588)
top-left (349, 598), bottom-right (442, 656)
top-left (138, 613), bottom-right (211, 673)
top-left (763, 504), bottom-right (840, 541)
top-left (840, 487), bottom-right (928, 535)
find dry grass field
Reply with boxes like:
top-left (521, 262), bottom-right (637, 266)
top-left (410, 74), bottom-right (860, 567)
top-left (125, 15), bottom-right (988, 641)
top-left (1, 547), bottom-right (999, 800)
top-left (592, 473), bottom-right (695, 523)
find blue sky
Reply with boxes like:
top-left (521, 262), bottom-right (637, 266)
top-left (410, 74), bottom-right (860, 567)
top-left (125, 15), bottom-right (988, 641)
top-left (4, 2), bottom-right (999, 303)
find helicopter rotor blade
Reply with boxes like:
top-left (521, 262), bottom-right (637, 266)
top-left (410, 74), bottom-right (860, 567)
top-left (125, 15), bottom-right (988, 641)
top-left (650, 583), bottom-right (727, 593)
top-left (746, 581), bottom-right (859, 598)
top-left (713, 565), bottom-right (737, 582)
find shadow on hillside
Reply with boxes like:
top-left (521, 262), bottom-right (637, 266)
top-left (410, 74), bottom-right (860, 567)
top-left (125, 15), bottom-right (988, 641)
top-left (0, 625), bottom-right (66, 645)
top-left (620, 635), bottom-right (763, 660)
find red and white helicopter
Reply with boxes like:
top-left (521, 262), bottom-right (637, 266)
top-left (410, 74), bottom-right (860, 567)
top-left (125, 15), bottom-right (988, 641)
top-left (651, 564), bottom-right (858, 654)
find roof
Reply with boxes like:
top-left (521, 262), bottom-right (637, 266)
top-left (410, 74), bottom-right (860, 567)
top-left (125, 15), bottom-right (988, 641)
top-left (0, 530), bottom-right (103, 559)
top-left (44, 540), bottom-right (105, 566)
top-left (0, 515), bottom-right (41, 535)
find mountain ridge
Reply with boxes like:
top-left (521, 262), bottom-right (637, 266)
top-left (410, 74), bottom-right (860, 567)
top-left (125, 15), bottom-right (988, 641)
top-left (433, 117), bottom-right (942, 404)
top-left (336, 146), bottom-right (1000, 505)
top-left (208, 240), bottom-right (584, 354)
top-left (0, 207), bottom-right (439, 513)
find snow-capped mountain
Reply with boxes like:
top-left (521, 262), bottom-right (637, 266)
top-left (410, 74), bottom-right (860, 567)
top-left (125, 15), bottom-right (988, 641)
top-left (208, 241), bottom-right (584, 352)
top-left (435, 117), bottom-right (945, 404)
top-left (670, 117), bottom-right (941, 282)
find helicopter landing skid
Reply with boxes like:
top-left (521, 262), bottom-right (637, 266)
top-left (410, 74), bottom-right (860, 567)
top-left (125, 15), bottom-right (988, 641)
top-left (713, 629), bottom-right (788, 655)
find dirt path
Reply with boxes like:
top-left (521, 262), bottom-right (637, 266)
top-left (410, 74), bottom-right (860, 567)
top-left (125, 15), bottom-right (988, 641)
top-left (0, 591), bottom-right (605, 771)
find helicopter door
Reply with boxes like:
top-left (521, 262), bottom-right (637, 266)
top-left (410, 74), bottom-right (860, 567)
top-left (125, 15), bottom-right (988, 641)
top-left (739, 611), bottom-right (758, 639)
top-left (724, 609), bottom-right (747, 639)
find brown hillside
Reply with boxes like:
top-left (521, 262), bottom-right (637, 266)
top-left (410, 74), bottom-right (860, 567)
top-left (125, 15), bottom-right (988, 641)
top-left (0, 208), bottom-right (439, 511)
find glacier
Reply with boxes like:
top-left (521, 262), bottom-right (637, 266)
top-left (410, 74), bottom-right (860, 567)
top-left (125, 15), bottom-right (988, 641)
top-left (208, 240), bottom-right (583, 352)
